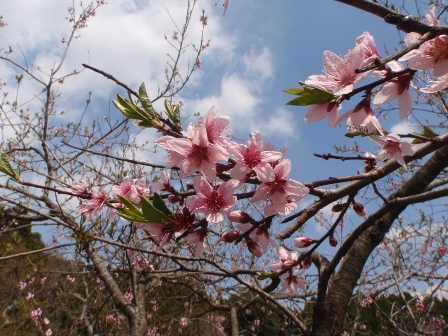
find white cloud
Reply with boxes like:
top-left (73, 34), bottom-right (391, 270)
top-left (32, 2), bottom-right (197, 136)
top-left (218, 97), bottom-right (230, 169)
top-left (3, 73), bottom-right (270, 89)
top-left (390, 119), bottom-right (418, 135)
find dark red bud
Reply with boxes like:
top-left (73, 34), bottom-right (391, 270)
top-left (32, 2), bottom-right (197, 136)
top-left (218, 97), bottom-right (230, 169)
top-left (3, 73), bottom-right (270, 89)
top-left (352, 202), bottom-right (366, 217)
top-left (329, 236), bottom-right (338, 247)
top-left (301, 256), bottom-right (312, 269)
top-left (221, 230), bottom-right (240, 243)
top-left (331, 203), bottom-right (344, 212)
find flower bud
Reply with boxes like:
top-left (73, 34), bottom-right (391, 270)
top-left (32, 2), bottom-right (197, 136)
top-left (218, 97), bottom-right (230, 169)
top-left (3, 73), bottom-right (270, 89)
top-left (246, 238), bottom-right (262, 257)
top-left (331, 203), bottom-right (345, 212)
top-left (329, 236), bottom-right (338, 247)
top-left (220, 230), bottom-right (240, 243)
top-left (301, 256), bottom-right (312, 269)
top-left (167, 194), bottom-right (182, 204)
top-left (186, 181), bottom-right (194, 190)
top-left (294, 237), bottom-right (317, 248)
top-left (352, 201), bottom-right (366, 217)
top-left (228, 210), bottom-right (253, 224)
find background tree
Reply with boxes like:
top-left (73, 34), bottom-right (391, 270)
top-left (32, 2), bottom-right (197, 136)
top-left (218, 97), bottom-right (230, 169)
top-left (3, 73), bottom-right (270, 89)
top-left (1, 1), bottom-right (448, 336)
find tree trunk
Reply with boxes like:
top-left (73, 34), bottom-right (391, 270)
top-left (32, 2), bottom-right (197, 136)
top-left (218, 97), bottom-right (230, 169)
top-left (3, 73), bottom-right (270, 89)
top-left (311, 144), bottom-right (448, 335)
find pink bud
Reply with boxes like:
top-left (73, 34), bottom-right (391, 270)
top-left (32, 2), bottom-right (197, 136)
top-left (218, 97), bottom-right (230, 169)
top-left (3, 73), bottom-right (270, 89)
top-left (167, 194), bottom-right (181, 204)
top-left (352, 202), bottom-right (366, 216)
top-left (228, 210), bottom-right (253, 224)
top-left (329, 236), bottom-right (338, 247)
top-left (294, 237), bottom-right (317, 248)
top-left (186, 181), bottom-right (194, 190)
top-left (246, 238), bottom-right (262, 257)
top-left (221, 230), bottom-right (240, 243)
top-left (301, 256), bottom-right (312, 269)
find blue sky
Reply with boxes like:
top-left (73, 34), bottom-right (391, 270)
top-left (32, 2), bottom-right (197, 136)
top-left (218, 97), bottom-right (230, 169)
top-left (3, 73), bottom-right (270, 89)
top-left (0, 1), bottom-right (428, 240)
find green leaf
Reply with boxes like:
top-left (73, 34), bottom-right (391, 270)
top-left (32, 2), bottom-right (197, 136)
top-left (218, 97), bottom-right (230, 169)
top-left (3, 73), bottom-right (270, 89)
top-left (138, 83), bottom-right (157, 118)
top-left (0, 153), bottom-right (21, 181)
top-left (152, 193), bottom-right (173, 218)
top-left (257, 271), bottom-right (278, 280)
top-left (115, 207), bottom-right (146, 222)
top-left (117, 196), bottom-right (144, 216)
top-left (141, 196), bottom-right (172, 224)
top-left (285, 82), bottom-right (336, 106)
top-left (422, 126), bottom-right (439, 138)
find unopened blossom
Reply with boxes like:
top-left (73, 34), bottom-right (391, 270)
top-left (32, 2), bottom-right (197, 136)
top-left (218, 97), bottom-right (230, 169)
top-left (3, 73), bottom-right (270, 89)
top-left (373, 61), bottom-right (413, 119)
top-left (270, 247), bottom-right (299, 272)
top-left (229, 131), bottom-right (283, 182)
top-left (185, 176), bottom-right (238, 223)
top-left (221, 230), bottom-right (240, 243)
top-left (155, 124), bottom-right (228, 182)
top-left (251, 159), bottom-right (309, 216)
top-left (352, 201), bottom-right (366, 216)
top-left (78, 190), bottom-right (109, 220)
top-left (180, 317), bottom-right (191, 327)
top-left (228, 210), bottom-right (253, 224)
top-left (307, 44), bottom-right (366, 95)
top-left (363, 152), bottom-right (377, 173)
top-left (294, 237), bottom-right (317, 248)
top-left (45, 329), bottom-right (53, 336)
top-left (72, 179), bottom-right (90, 196)
top-left (370, 133), bottom-right (416, 167)
top-left (152, 171), bottom-right (172, 193)
top-left (336, 98), bottom-right (383, 135)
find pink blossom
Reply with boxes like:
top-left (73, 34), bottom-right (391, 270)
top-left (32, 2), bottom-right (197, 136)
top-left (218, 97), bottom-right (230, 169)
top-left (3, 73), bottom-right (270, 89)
top-left (304, 100), bottom-right (342, 128)
top-left (45, 329), bottom-right (53, 336)
top-left (26, 292), bottom-right (34, 301)
top-left (416, 300), bottom-right (425, 311)
top-left (124, 292), bottom-right (133, 304)
top-left (229, 131), bottom-right (282, 181)
top-left (373, 61), bottom-right (413, 119)
top-left (78, 190), bottom-right (109, 220)
top-left (308, 44), bottom-right (366, 95)
top-left (180, 317), bottom-right (191, 327)
top-left (18, 281), bottom-right (27, 290)
top-left (401, 35), bottom-right (448, 77)
top-left (72, 179), bottom-right (90, 196)
top-left (183, 229), bottom-right (210, 256)
top-left (105, 314), bottom-right (116, 324)
top-left (356, 32), bottom-right (382, 67)
top-left (246, 238), bottom-right (263, 257)
top-left (134, 223), bottom-right (173, 250)
top-left (185, 176), bottom-right (238, 223)
top-left (152, 171), bottom-right (172, 193)
top-left (336, 98), bottom-right (383, 135)
top-left (237, 222), bottom-right (277, 252)
top-left (251, 159), bottom-right (309, 215)
top-left (420, 73), bottom-right (448, 93)
top-left (370, 133), bottom-right (416, 167)
top-left (155, 124), bottom-right (228, 182)
top-left (112, 177), bottom-right (145, 203)
top-left (280, 273), bottom-right (306, 294)
top-left (199, 106), bottom-right (229, 150)
top-left (294, 237), bottom-right (317, 248)
top-left (270, 247), bottom-right (299, 272)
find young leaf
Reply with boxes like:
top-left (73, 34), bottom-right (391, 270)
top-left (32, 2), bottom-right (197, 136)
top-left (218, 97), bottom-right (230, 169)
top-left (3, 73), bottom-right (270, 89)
top-left (138, 83), bottom-right (157, 118)
top-left (141, 196), bottom-right (172, 224)
top-left (152, 193), bottom-right (173, 218)
top-left (0, 153), bottom-right (21, 181)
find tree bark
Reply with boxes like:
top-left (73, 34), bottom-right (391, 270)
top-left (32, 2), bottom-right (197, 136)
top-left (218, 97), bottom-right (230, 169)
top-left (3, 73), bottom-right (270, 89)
top-left (311, 144), bottom-right (448, 336)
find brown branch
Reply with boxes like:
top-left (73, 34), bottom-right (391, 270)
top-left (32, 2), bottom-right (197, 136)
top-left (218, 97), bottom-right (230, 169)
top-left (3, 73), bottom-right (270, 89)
top-left (82, 64), bottom-right (138, 97)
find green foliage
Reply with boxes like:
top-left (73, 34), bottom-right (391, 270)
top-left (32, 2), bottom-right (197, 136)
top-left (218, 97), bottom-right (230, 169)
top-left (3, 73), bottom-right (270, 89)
top-left (284, 82), bottom-right (336, 106)
top-left (0, 153), bottom-right (21, 182)
top-left (115, 194), bottom-right (174, 224)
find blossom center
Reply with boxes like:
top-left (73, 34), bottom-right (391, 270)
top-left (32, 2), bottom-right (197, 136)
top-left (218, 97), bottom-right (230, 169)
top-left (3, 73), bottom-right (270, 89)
top-left (206, 190), bottom-right (224, 211)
